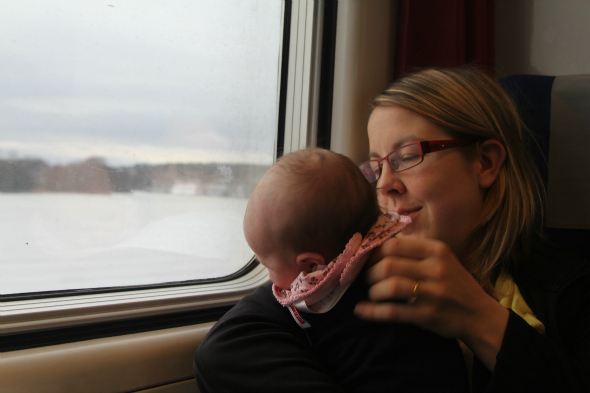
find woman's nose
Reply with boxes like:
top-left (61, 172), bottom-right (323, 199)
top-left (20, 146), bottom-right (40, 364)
top-left (376, 163), bottom-right (406, 196)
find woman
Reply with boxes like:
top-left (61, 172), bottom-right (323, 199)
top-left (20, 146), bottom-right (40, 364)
top-left (354, 67), bottom-right (590, 391)
top-left (194, 67), bottom-right (590, 392)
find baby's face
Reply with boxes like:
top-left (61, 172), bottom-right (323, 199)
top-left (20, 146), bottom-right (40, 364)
top-left (244, 176), bottom-right (300, 289)
top-left (256, 249), bottom-right (301, 289)
top-left (244, 219), bottom-right (300, 289)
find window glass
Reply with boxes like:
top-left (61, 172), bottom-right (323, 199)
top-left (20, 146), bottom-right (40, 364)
top-left (0, 0), bottom-right (282, 294)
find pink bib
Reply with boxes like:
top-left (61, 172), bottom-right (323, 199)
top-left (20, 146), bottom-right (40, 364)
top-left (272, 213), bottom-right (411, 327)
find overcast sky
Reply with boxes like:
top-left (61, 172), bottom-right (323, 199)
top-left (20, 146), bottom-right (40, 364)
top-left (0, 0), bottom-right (282, 166)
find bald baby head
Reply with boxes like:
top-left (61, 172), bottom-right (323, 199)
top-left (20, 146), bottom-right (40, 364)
top-left (244, 148), bottom-right (379, 287)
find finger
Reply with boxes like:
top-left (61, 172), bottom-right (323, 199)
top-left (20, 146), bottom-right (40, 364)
top-left (369, 237), bottom-right (398, 263)
top-left (367, 276), bottom-right (430, 303)
top-left (354, 301), bottom-right (424, 324)
top-left (366, 255), bottom-right (426, 284)
top-left (375, 236), bottom-right (448, 260)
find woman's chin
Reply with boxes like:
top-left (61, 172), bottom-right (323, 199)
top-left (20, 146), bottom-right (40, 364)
top-left (400, 215), bottom-right (420, 235)
top-left (398, 222), bottom-right (431, 238)
top-left (397, 224), bottom-right (416, 236)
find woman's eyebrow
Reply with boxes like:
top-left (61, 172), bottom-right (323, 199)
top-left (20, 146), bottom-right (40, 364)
top-left (368, 135), bottom-right (419, 158)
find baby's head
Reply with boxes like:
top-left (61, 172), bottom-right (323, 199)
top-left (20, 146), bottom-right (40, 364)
top-left (244, 148), bottom-right (379, 288)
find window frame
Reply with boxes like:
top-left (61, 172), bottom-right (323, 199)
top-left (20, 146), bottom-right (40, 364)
top-left (1, 0), bottom-right (398, 346)
top-left (0, 0), bottom-right (329, 344)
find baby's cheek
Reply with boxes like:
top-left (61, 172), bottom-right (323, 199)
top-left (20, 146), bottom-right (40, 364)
top-left (270, 270), bottom-right (296, 289)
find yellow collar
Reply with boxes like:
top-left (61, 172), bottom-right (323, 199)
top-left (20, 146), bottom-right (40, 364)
top-left (494, 271), bottom-right (545, 334)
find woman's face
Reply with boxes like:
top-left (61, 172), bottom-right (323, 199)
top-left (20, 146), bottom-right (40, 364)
top-left (367, 105), bottom-right (484, 258)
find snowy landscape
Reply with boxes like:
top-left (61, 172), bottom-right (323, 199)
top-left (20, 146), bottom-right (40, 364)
top-left (0, 1), bottom-right (282, 295)
top-left (1, 192), bottom-right (253, 294)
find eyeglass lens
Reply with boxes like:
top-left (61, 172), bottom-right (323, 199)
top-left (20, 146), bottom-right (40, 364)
top-left (366, 144), bottom-right (422, 180)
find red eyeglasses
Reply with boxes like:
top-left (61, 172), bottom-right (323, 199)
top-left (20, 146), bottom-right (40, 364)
top-left (359, 139), bottom-right (477, 183)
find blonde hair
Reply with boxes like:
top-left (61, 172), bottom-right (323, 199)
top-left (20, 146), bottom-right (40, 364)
top-left (373, 67), bottom-right (544, 291)
top-left (271, 148), bottom-right (379, 262)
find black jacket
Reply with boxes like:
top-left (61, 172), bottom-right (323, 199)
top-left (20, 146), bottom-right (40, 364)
top-left (195, 239), bottom-right (590, 392)
top-left (474, 239), bottom-right (590, 392)
top-left (195, 273), bottom-right (468, 392)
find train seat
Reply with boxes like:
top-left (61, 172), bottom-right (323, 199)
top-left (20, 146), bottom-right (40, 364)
top-left (500, 74), bottom-right (590, 260)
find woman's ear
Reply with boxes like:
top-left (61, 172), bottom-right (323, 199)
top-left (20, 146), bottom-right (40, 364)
top-left (295, 252), bottom-right (325, 273)
top-left (476, 139), bottom-right (506, 189)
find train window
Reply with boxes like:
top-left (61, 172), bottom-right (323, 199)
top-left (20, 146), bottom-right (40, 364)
top-left (0, 0), bottom-right (283, 296)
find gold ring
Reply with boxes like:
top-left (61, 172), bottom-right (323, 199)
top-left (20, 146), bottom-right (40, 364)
top-left (408, 280), bottom-right (420, 304)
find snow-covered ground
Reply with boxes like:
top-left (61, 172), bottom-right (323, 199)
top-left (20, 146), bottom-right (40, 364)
top-left (1, 192), bottom-right (252, 294)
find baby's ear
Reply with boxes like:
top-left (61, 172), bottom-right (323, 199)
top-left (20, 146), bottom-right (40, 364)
top-left (295, 252), bottom-right (325, 273)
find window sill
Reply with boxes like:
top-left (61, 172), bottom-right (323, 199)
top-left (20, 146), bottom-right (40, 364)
top-left (1, 263), bottom-right (268, 336)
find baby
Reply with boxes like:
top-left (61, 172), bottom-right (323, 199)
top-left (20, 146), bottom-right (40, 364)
top-left (243, 147), bottom-right (410, 327)
top-left (239, 148), bottom-right (468, 391)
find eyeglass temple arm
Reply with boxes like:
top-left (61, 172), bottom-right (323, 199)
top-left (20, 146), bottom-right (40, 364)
top-left (421, 139), bottom-right (474, 153)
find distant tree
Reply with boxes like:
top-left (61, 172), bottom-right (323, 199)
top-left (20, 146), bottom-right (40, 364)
top-left (37, 157), bottom-right (112, 193)
top-left (0, 156), bottom-right (269, 196)
top-left (0, 159), bottom-right (47, 192)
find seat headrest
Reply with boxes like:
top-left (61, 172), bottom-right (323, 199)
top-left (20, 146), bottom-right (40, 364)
top-left (546, 75), bottom-right (590, 229)
top-left (501, 74), bottom-right (590, 230)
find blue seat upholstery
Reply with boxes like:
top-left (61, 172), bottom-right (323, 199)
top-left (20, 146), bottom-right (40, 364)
top-left (500, 74), bottom-right (590, 260)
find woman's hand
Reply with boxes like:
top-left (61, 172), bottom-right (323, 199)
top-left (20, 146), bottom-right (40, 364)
top-left (354, 236), bottom-right (510, 370)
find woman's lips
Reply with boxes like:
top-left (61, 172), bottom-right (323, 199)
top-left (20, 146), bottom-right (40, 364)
top-left (396, 206), bottom-right (422, 216)
top-left (395, 207), bottom-right (422, 225)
